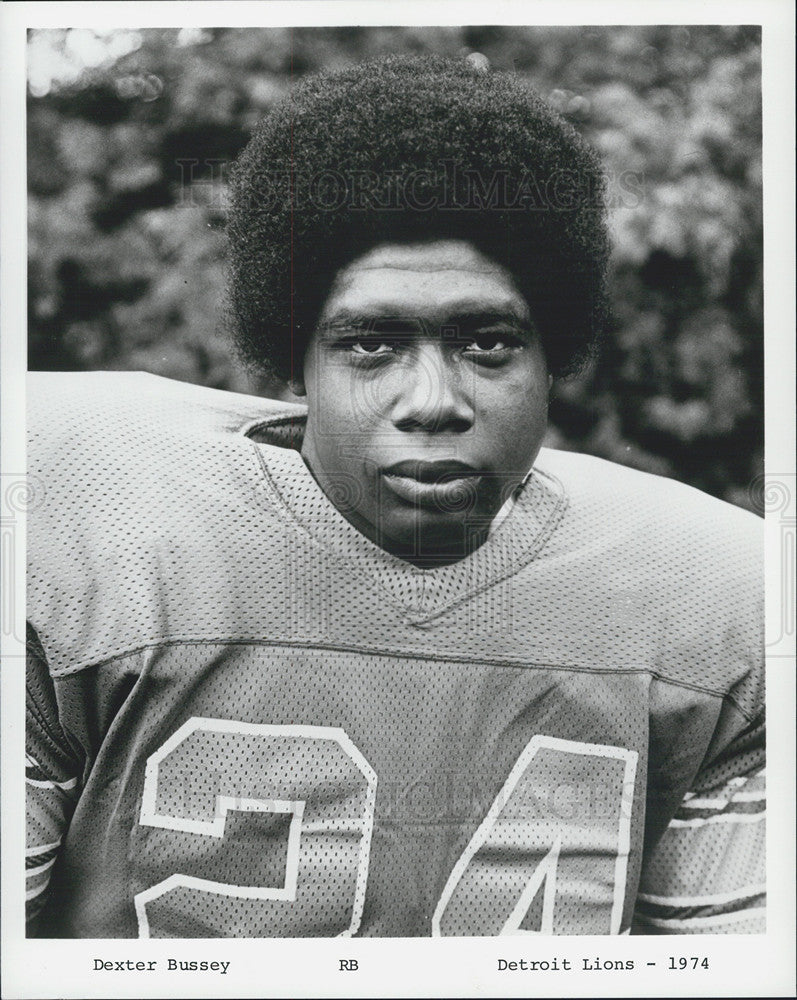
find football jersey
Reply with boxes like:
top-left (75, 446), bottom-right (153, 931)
top-left (26, 371), bottom-right (765, 938)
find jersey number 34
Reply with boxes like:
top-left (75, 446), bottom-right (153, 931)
top-left (134, 719), bottom-right (637, 937)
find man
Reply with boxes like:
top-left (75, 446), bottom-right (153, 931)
top-left (26, 55), bottom-right (763, 937)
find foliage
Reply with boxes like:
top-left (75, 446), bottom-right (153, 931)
top-left (27, 26), bottom-right (762, 509)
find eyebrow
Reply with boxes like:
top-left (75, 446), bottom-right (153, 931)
top-left (442, 311), bottom-right (532, 331)
top-left (318, 312), bottom-right (419, 333)
top-left (318, 308), bottom-right (532, 334)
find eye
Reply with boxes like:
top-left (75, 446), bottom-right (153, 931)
top-left (465, 333), bottom-right (507, 352)
top-left (462, 330), bottom-right (522, 355)
top-left (350, 339), bottom-right (396, 355)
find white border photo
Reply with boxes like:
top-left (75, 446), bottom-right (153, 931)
top-left (2, 2), bottom-right (794, 998)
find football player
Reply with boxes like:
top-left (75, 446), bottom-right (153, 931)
top-left (27, 55), bottom-right (764, 937)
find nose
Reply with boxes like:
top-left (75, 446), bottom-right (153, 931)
top-left (391, 342), bottom-right (474, 433)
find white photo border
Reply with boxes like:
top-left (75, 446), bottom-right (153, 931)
top-left (2, 2), bottom-right (794, 997)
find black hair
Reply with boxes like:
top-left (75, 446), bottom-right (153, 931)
top-left (227, 54), bottom-right (609, 381)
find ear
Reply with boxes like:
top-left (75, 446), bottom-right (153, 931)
top-left (288, 376), bottom-right (307, 397)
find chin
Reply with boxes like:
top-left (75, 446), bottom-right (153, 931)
top-left (379, 509), bottom-right (488, 564)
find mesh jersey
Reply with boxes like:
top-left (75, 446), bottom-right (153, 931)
top-left (26, 371), bottom-right (765, 938)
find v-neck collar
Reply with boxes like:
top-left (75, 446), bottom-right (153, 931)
top-left (244, 409), bottom-right (567, 624)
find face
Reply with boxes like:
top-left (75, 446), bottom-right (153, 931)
top-left (295, 239), bottom-right (551, 566)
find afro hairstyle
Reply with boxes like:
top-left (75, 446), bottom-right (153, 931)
top-left (227, 54), bottom-right (609, 382)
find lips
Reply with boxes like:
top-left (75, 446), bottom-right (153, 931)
top-left (380, 460), bottom-right (483, 511)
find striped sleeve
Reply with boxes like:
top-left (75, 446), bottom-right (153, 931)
top-left (26, 625), bottom-right (83, 930)
top-left (634, 720), bottom-right (765, 935)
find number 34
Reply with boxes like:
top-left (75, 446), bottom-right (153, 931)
top-left (135, 720), bottom-right (637, 937)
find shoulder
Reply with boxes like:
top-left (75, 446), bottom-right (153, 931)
top-left (28, 370), bottom-right (302, 446)
top-left (535, 446), bottom-right (761, 575)
top-left (536, 445), bottom-right (757, 522)
top-left (28, 370), bottom-right (305, 489)
top-left (28, 369), bottom-right (309, 512)
top-left (27, 372), bottom-right (307, 676)
top-left (532, 448), bottom-right (762, 714)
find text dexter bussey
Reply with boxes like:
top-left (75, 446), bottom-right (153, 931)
top-left (93, 959), bottom-right (230, 974)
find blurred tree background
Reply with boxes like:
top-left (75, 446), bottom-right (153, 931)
top-left (27, 25), bottom-right (762, 510)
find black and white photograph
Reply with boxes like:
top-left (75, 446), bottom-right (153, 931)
top-left (1, 3), bottom-right (794, 998)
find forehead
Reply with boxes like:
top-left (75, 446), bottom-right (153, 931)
top-left (318, 240), bottom-right (530, 325)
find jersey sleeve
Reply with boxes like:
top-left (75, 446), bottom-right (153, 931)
top-left (25, 625), bottom-right (84, 933)
top-left (633, 712), bottom-right (765, 934)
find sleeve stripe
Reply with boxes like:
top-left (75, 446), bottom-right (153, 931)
top-left (637, 883), bottom-right (766, 907)
top-left (636, 892), bottom-right (766, 923)
top-left (634, 907), bottom-right (766, 930)
top-left (26, 775), bottom-right (78, 791)
top-left (669, 811), bottom-right (765, 828)
top-left (26, 882), bottom-right (52, 902)
top-left (26, 847), bottom-right (59, 869)
top-left (683, 773), bottom-right (764, 797)
top-left (673, 798), bottom-right (764, 821)
top-left (26, 857), bottom-right (57, 879)
top-left (682, 790), bottom-right (765, 809)
top-left (26, 839), bottom-right (62, 858)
